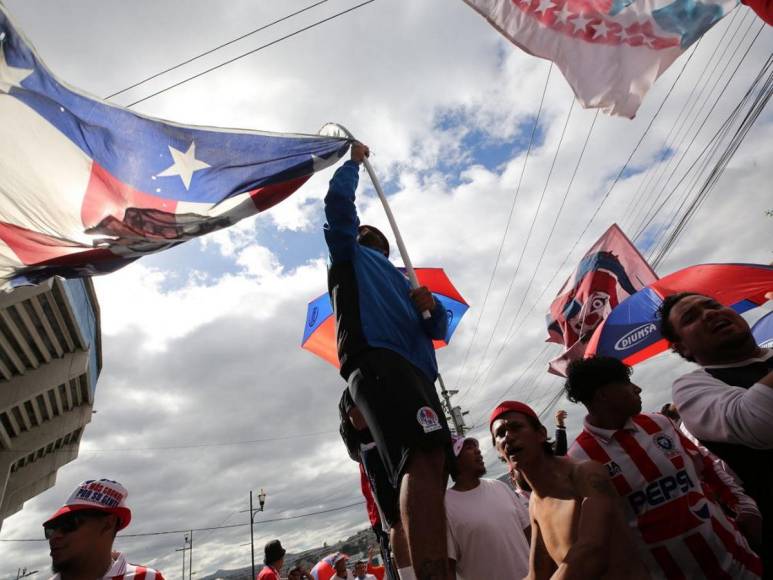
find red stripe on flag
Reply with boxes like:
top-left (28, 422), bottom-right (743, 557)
top-left (83, 163), bottom-right (177, 229)
top-left (0, 222), bottom-right (88, 265)
top-left (248, 175), bottom-right (310, 213)
top-left (710, 516), bottom-right (763, 577)
top-left (613, 429), bottom-right (662, 482)
top-left (650, 546), bottom-right (686, 580)
top-left (683, 532), bottom-right (733, 580)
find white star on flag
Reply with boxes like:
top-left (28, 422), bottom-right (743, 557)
top-left (591, 20), bottom-right (611, 39)
top-left (570, 14), bottom-right (591, 33)
top-left (536, 0), bottom-right (556, 14)
top-left (0, 38), bottom-right (33, 94)
top-left (157, 142), bottom-right (210, 190)
top-left (555, 4), bottom-right (573, 24)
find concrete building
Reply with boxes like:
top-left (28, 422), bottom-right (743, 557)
top-left (0, 276), bottom-right (101, 529)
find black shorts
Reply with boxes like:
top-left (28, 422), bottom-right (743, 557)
top-left (347, 348), bottom-right (451, 491)
top-left (361, 444), bottom-right (400, 529)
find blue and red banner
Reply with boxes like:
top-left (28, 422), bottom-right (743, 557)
top-left (0, 6), bottom-right (349, 287)
top-left (586, 263), bottom-right (773, 365)
top-left (546, 224), bottom-right (658, 376)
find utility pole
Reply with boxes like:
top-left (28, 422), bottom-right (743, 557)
top-left (175, 533), bottom-right (192, 580)
top-left (188, 530), bottom-right (193, 580)
top-left (438, 374), bottom-right (468, 435)
top-left (15, 569), bottom-right (37, 580)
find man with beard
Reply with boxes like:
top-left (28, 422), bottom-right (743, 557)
top-left (661, 292), bottom-right (772, 573)
top-left (43, 479), bottom-right (164, 580)
top-left (566, 356), bottom-right (762, 579)
top-left (445, 436), bottom-right (530, 580)
top-left (490, 401), bottom-right (648, 580)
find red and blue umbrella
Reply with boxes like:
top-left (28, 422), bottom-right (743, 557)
top-left (302, 268), bottom-right (468, 368)
top-left (752, 310), bottom-right (773, 348)
top-left (585, 263), bottom-right (773, 366)
top-left (310, 553), bottom-right (348, 580)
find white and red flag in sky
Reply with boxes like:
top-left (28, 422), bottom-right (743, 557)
top-left (463, 0), bottom-right (739, 117)
top-left (0, 6), bottom-right (350, 288)
top-left (546, 224), bottom-right (657, 376)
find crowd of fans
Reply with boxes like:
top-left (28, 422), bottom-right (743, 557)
top-left (35, 144), bottom-right (771, 579)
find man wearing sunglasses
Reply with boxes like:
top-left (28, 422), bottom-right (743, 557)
top-left (43, 479), bottom-right (164, 580)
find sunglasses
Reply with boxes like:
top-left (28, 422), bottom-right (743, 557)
top-left (43, 510), bottom-right (108, 539)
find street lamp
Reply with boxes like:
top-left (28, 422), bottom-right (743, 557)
top-left (245, 488), bottom-right (267, 580)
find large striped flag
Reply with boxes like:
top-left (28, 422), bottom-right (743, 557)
top-left (462, 0), bottom-right (738, 117)
top-left (0, 5), bottom-right (350, 288)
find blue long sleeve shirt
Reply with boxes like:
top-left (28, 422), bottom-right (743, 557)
top-left (324, 160), bottom-right (447, 382)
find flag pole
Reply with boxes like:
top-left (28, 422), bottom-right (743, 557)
top-left (332, 124), bottom-right (427, 317)
top-left (332, 125), bottom-right (464, 434)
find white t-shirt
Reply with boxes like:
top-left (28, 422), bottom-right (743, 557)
top-left (446, 478), bottom-right (530, 580)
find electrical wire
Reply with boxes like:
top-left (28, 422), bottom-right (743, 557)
top-left (650, 47), bottom-right (771, 268)
top-left (125, 0), bottom-right (378, 107)
top-left (630, 11), bottom-right (756, 240)
top-left (105, 0), bottom-right (332, 100)
top-left (633, 22), bottom-right (767, 242)
top-left (0, 501), bottom-right (365, 542)
top-left (467, 95), bottom-right (575, 394)
top-left (452, 62), bottom-right (554, 393)
top-left (466, 98), bottom-right (579, 396)
top-left (458, 39), bottom-right (694, 404)
top-left (0, 430), bottom-right (337, 455)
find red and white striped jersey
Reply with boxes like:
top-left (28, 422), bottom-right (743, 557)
top-left (568, 413), bottom-right (762, 579)
top-left (50, 552), bottom-right (165, 580)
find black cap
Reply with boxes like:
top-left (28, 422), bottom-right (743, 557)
top-left (264, 539), bottom-right (286, 565)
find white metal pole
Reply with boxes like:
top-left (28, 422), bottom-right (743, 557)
top-left (362, 158), bottom-right (430, 320)
top-left (331, 124), bottom-right (430, 318)
top-left (361, 159), bottom-right (419, 289)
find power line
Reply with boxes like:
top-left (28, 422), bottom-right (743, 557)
top-left (649, 44), bottom-right (771, 268)
top-left (452, 62), bottom-right (554, 393)
top-left (633, 20), bottom-right (766, 243)
top-left (105, 0), bottom-right (332, 100)
top-left (459, 41), bottom-right (702, 405)
top-left (630, 11), bottom-right (756, 241)
top-left (125, 0), bottom-right (378, 107)
top-left (0, 501), bottom-right (365, 542)
top-left (466, 97), bottom-right (578, 396)
top-left (0, 430), bottom-right (337, 455)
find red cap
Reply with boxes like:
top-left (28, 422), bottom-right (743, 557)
top-left (489, 401), bottom-right (539, 432)
top-left (44, 479), bottom-right (131, 531)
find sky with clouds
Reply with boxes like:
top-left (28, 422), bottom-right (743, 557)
top-left (0, 0), bottom-right (771, 576)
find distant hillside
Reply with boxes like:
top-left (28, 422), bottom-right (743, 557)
top-left (199, 528), bottom-right (374, 580)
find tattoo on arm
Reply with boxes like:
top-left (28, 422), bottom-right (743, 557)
top-left (587, 472), bottom-right (617, 497)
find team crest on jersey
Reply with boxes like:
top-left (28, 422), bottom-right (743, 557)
top-left (606, 461), bottom-right (622, 477)
top-left (417, 407), bottom-right (442, 433)
top-left (654, 433), bottom-right (677, 455)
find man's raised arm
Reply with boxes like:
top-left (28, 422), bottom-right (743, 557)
top-left (323, 142), bottom-right (369, 263)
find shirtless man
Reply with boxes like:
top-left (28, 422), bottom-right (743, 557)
top-left (489, 401), bottom-right (648, 580)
